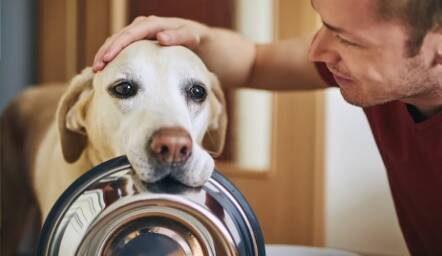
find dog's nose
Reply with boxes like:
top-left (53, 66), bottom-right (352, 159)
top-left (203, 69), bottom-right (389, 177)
top-left (149, 127), bottom-right (192, 166)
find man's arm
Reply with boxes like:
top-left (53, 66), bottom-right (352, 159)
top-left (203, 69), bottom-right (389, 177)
top-left (193, 28), bottom-right (327, 90)
top-left (248, 38), bottom-right (328, 90)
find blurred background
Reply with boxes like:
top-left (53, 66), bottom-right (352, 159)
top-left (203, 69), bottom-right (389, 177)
top-left (0, 0), bottom-right (408, 255)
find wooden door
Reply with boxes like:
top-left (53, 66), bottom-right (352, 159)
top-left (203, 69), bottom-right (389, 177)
top-left (37, 0), bottom-right (115, 83)
top-left (216, 0), bottom-right (325, 246)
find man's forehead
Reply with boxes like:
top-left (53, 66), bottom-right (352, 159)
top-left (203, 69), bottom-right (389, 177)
top-left (311, 0), bottom-right (391, 43)
top-left (311, 0), bottom-right (379, 19)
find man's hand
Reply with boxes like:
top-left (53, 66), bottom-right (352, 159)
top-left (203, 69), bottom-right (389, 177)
top-left (92, 16), bottom-right (255, 88)
top-left (93, 16), bottom-right (210, 72)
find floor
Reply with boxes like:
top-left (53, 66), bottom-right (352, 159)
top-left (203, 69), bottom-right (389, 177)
top-left (265, 244), bottom-right (360, 256)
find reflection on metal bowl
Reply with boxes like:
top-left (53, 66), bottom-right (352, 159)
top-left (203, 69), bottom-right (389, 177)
top-left (37, 156), bottom-right (266, 256)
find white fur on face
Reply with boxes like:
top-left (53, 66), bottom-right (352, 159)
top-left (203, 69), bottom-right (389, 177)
top-left (87, 41), bottom-right (218, 187)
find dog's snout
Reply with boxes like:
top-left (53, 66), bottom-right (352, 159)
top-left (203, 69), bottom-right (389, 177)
top-left (149, 127), bottom-right (192, 166)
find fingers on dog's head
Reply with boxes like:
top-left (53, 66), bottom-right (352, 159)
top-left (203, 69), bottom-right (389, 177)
top-left (57, 68), bottom-right (94, 163)
top-left (202, 73), bottom-right (227, 157)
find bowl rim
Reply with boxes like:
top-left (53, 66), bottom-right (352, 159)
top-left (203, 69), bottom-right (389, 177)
top-left (36, 155), bottom-right (266, 255)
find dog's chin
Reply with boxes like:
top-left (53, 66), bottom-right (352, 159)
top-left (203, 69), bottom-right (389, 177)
top-left (127, 148), bottom-right (215, 187)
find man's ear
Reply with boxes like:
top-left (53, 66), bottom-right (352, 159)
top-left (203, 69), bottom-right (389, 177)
top-left (57, 67), bottom-right (94, 163)
top-left (436, 42), bottom-right (442, 65)
top-left (430, 26), bottom-right (442, 65)
top-left (202, 73), bottom-right (228, 157)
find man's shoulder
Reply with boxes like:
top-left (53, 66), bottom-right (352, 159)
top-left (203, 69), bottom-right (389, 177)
top-left (364, 100), bottom-right (442, 131)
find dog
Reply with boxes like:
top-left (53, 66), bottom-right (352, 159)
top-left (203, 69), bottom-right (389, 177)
top-left (0, 40), bottom-right (227, 255)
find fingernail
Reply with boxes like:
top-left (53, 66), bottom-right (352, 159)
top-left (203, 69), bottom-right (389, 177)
top-left (93, 62), bottom-right (103, 72)
top-left (103, 51), bottom-right (112, 61)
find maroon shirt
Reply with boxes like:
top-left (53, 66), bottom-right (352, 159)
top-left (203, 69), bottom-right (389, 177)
top-left (316, 62), bottom-right (442, 255)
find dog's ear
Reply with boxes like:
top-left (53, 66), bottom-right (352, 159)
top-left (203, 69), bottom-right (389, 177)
top-left (202, 73), bottom-right (227, 157)
top-left (57, 68), bottom-right (94, 163)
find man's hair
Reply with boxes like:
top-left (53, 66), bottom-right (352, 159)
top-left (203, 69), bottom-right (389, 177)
top-left (377, 0), bottom-right (442, 57)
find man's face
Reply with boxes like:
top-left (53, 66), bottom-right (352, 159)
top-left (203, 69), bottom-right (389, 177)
top-left (309, 0), bottom-right (440, 108)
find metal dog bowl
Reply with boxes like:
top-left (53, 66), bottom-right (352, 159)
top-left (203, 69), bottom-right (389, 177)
top-left (37, 156), bottom-right (266, 255)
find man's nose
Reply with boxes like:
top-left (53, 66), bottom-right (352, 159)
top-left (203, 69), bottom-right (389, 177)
top-left (308, 27), bottom-right (340, 65)
top-left (149, 127), bottom-right (192, 166)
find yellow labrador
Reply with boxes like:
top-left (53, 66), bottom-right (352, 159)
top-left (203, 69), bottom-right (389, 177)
top-left (0, 40), bottom-right (227, 255)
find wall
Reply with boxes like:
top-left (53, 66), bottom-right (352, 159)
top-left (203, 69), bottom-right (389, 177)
top-left (223, 0), bottom-right (326, 244)
top-left (324, 89), bottom-right (409, 255)
top-left (0, 0), bottom-right (36, 112)
top-left (234, 0), bottom-right (273, 170)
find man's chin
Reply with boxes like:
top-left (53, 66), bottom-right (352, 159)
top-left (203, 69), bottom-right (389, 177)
top-left (339, 88), bottom-right (381, 108)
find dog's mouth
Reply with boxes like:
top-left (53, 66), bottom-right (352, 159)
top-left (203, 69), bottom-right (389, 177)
top-left (148, 158), bottom-right (186, 179)
top-left (128, 152), bottom-right (214, 188)
top-left (126, 154), bottom-right (192, 185)
top-left (148, 151), bottom-right (193, 169)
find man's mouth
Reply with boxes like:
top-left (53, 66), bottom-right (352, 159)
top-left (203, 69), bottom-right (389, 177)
top-left (327, 66), bottom-right (354, 85)
top-left (333, 72), bottom-right (354, 84)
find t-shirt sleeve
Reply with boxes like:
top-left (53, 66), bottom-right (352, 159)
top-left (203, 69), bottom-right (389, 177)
top-left (314, 62), bottom-right (338, 87)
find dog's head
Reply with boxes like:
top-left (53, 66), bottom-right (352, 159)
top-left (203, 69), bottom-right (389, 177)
top-left (57, 41), bottom-right (227, 186)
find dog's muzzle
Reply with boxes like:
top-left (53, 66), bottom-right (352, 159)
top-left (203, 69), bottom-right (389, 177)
top-left (37, 156), bottom-right (266, 256)
top-left (149, 127), bottom-right (192, 167)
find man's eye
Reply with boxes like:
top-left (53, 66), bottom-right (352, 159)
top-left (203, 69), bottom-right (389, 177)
top-left (335, 34), bottom-right (358, 47)
top-left (109, 81), bottom-right (138, 99)
top-left (187, 84), bottom-right (207, 103)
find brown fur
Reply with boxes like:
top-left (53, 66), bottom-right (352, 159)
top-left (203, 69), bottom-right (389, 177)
top-left (1, 84), bottom-right (65, 255)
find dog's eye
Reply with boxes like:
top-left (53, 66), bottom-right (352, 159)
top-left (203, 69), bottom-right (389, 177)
top-left (109, 81), bottom-right (138, 99)
top-left (187, 84), bottom-right (207, 103)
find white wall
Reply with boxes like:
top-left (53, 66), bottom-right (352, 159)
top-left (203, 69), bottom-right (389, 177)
top-left (324, 89), bottom-right (409, 256)
top-left (234, 0), bottom-right (273, 170)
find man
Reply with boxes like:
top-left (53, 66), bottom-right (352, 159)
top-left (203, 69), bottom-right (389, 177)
top-left (93, 0), bottom-right (442, 254)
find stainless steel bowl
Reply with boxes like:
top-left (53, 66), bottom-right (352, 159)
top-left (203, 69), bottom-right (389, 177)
top-left (37, 156), bottom-right (266, 255)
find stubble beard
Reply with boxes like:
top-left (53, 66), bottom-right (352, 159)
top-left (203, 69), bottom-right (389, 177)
top-left (340, 54), bottom-right (438, 108)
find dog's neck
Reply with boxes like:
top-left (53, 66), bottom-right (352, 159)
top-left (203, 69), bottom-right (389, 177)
top-left (84, 143), bottom-right (114, 167)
